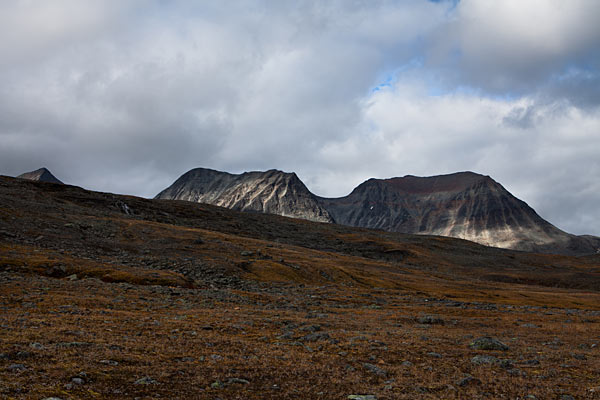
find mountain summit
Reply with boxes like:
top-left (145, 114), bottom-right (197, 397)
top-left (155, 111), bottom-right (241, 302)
top-left (155, 168), bottom-right (333, 223)
top-left (157, 168), bottom-right (599, 255)
top-left (17, 167), bottom-right (63, 184)
top-left (318, 171), bottom-right (597, 253)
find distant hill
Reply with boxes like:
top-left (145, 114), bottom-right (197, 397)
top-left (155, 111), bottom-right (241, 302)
top-left (156, 168), bottom-right (600, 255)
top-left (17, 167), bottom-right (63, 184)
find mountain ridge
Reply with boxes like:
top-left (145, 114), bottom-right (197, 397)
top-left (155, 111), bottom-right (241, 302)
top-left (155, 168), bottom-right (333, 223)
top-left (156, 167), bottom-right (600, 255)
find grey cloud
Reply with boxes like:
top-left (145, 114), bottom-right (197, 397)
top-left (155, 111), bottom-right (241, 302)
top-left (428, 0), bottom-right (600, 94)
top-left (0, 1), bottom-right (599, 235)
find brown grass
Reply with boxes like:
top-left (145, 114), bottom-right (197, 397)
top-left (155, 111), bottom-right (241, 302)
top-left (1, 176), bottom-right (599, 398)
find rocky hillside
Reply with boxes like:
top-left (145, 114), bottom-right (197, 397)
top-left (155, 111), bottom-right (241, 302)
top-left (319, 172), bottom-right (600, 254)
top-left (155, 168), bottom-right (333, 223)
top-left (1, 174), bottom-right (599, 399)
top-left (158, 168), bottom-right (599, 255)
top-left (17, 167), bottom-right (63, 184)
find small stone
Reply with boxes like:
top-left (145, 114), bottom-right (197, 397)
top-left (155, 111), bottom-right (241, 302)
top-left (499, 359), bottom-right (514, 369)
top-left (71, 377), bottom-right (85, 385)
top-left (506, 368), bottom-right (524, 376)
top-left (277, 331), bottom-right (295, 340)
top-left (30, 342), bottom-right (44, 350)
top-left (300, 324), bottom-right (321, 332)
top-left (456, 374), bottom-right (481, 387)
top-left (99, 359), bottom-right (119, 366)
top-left (427, 352), bottom-right (442, 358)
top-left (7, 363), bottom-right (26, 371)
top-left (400, 361), bottom-right (413, 367)
top-left (521, 323), bottom-right (538, 328)
top-left (302, 332), bottom-right (330, 342)
top-left (134, 376), bottom-right (157, 385)
top-left (228, 378), bottom-right (249, 385)
top-left (417, 315), bottom-right (444, 325)
top-left (469, 337), bottom-right (509, 351)
top-left (471, 355), bottom-right (499, 365)
top-left (66, 274), bottom-right (78, 281)
top-left (348, 396), bottom-right (377, 400)
top-left (363, 363), bottom-right (387, 376)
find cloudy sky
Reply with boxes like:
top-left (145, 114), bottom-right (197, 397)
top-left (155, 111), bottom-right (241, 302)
top-left (1, 0), bottom-right (599, 235)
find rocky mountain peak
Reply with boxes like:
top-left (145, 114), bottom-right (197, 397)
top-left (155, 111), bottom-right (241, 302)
top-left (156, 168), bottom-right (333, 223)
top-left (17, 167), bottom-right (63, 184)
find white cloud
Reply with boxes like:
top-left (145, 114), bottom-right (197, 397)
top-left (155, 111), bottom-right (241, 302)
top-left (312, 76), bottom-right (600, 235)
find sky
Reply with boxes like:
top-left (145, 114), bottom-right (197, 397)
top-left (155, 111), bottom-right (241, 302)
top-left (1, 0), bottom-right (599, 236)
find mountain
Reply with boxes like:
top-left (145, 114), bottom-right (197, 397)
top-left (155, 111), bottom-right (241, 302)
top-left (155, 168), bottom-right (333, 223)
top-left (318, 172), bottom-right (599, 254)
top-left (157, 168), bottom-right (600, 255)
top-left (17, 167), bottom-right (63, 184)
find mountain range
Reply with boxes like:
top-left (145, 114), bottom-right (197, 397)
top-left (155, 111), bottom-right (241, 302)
top-left (156, 167), bottom-right (600, 255)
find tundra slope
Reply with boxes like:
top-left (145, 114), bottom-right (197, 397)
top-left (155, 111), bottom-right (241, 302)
top-left (1, 174), bottom-right (600, 399)
top-left (157, 168), bottom-right (600, 255)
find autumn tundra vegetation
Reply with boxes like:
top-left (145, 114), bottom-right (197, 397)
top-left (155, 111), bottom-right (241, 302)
top-left (1, 175), bottom-right (599, 399)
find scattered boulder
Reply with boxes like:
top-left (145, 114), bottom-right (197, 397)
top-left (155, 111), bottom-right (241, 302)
top-left (471, 355), bottom-right (499, 365)
top-left (71, 377), bottom-right (85, 385)
top-left (134, 376), bottom-right (157, 385)
top-left (7, 363), bottom-right (26, 371)
top-left (521, 323), bottom-right (538, 328)
top-left (363, 363), bottom-right (387, 377)
top-left (417, 315), bottom-right (444, 325)
top-left (456, 374), bottom-right (481, 387)
top-left (228, 378), bottom-right (250, 385)
top-left (302, 332), bottom-right (330, 342)
top-left (469, 337), bottom-right (509, 351)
